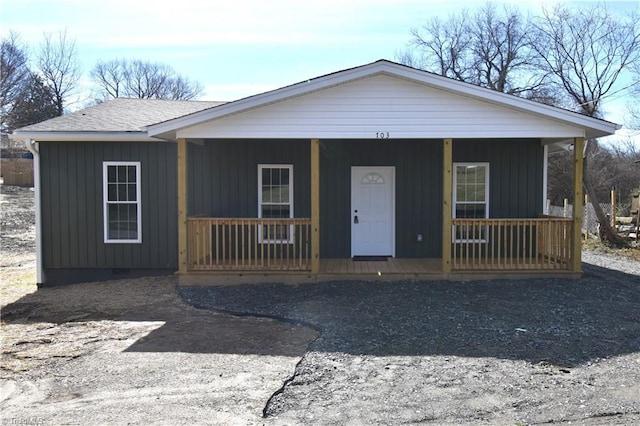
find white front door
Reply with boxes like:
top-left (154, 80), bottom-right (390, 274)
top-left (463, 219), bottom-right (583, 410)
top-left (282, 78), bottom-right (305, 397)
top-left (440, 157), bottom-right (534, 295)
top-left (351, 166), bottom-right (395, 257)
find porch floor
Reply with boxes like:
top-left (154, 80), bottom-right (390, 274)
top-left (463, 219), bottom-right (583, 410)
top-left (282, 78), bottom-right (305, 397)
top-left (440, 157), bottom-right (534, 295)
top-left (320, 258), bottom-right (441, 274)
top-left (180, 257), bottom-right (579, 286)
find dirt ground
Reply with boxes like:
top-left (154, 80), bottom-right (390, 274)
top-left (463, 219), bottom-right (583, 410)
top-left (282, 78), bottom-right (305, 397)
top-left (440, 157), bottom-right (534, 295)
top-left (2, 184), bottom-right (640, 425)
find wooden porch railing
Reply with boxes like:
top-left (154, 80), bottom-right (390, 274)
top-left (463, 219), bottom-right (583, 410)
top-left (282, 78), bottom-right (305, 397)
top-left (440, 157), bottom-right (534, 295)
top-left (451, 218), bottom-right (573, 271)
top-left (187, 217), bottom-right (312, 271)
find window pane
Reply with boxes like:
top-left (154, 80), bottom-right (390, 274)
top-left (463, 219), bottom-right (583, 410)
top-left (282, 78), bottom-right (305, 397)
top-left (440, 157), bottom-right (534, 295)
top-left (108, 204), bottom-right (119, 221)
top-left (107, 166), bottom-right (116, 182)
top-left (271, 169), bottom-right (281, 185)
top-left (456, 204), bottom-right (486, 219)
top-left (262, 185), bottom-right (271, 203)
top-left (262, 168), bottom-right (271, 185)
top-left (128, 166), bottom-right (137, 183)
top-left (117, 183), bottom-right (128, 201)
top-left (280, 168), bottom-right (289, 185)
top-left (272, 185), bottom-right (281, 203)
top-left (262, 205), bottom-right (290, 218)
top-left (127, 204), bottom-right (137, 221)
top-left (470, 184), bottom-right (485, 202)
top-left (279, 186), bottom-right (289, 203)
top-left (107, 183), bottom-right (117, 201)
top-left (128, 184), bottom-right (137, 201)
top-left (117, 166), bottom-right (127, 182)
top-left (456, 184), bottom-right (466, 202)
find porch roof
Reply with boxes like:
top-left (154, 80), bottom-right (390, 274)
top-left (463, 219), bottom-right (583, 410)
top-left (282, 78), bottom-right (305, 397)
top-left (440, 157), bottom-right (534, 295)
top-left (146, 60), bottom-right (620, 143)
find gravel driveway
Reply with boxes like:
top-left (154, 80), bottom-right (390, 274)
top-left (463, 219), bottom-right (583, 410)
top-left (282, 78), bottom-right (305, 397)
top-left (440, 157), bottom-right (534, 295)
top-left (180, 260), bottom-right (640, 425)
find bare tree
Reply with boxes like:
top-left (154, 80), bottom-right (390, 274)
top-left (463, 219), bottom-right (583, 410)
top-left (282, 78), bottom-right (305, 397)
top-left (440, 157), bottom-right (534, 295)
top-left (1, 32), bottom-right (30, 133)
top-left (628, 62), bottom-right (640, 130)
top-left (402, 10), bottom-right (473, 81)
top-left (468, 3), bottom-right (543, 95)
top-left (549, 139), bottom-right (640, 214)
top-left (399, 3), bottom-right (544, 96)
top-left (91, 59), bottom-right (203, 101)
top-left (90, 59), bottom-right (126, 99)
top-left (36, 29), bottom-right (81, 115)
top-left (531, 3), bottom-right (640, 245)
top-left (158, 74), bottom-right (203, 101)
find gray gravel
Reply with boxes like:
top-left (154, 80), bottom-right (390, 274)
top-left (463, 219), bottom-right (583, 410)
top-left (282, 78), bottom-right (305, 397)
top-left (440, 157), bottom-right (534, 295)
top-left (583, 250), bottom-right (640, 276)
top-left (180, 261), bottom-right (640, 424)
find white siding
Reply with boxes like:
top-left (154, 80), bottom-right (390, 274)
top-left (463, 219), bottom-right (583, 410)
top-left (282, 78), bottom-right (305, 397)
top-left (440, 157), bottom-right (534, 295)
top-left (177, 75), bottom-right (584, 139)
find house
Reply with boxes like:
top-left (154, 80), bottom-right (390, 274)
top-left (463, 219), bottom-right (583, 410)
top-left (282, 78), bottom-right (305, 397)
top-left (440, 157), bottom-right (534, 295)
top-left (11, 60), bottom-right (620, 286)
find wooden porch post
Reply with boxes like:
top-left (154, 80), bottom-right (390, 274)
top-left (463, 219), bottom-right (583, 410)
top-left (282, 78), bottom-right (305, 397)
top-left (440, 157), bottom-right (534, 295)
top-left (442, 138), bottom-right (453, 274)
top-left (571, 137), bottom-right (584, 273)
top-left (178, 138), bottom-right (188, 274)
top-left (311, 139), bottom-right (320, 274)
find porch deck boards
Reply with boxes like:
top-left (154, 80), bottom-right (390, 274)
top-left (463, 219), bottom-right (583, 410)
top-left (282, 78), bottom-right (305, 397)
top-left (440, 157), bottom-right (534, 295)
top-left (189, 256), bottom-right (310, 271)
top-left (188, 256), bottom-right (568, 273)
top-left (320, 258), bottom-right (441, 274)
top-left (188, 257), bottom-right (442, 274)
top-left (452, 255), bottom-right (570, 271)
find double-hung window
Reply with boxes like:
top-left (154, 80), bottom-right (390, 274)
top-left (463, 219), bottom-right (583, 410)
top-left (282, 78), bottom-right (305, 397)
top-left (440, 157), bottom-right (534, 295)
top-left (258, 164), bottom-right (293, 243)
top-left (453, 163), bottom-right (489, 242)
top-left (103, 162), bottom-right (141, 243)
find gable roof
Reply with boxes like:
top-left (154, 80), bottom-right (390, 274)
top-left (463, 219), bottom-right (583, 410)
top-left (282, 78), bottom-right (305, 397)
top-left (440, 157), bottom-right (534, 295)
top-left (12, 60), bottom-right (620, 144)
top-left (13, 98), bottom-right (224, 142)
top-left (146, 60), bottom-right (620, 142)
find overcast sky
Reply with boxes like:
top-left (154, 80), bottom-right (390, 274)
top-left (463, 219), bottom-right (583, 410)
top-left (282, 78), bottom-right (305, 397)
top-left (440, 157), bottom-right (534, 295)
top-left (1, 0), bottom-right (639, 143)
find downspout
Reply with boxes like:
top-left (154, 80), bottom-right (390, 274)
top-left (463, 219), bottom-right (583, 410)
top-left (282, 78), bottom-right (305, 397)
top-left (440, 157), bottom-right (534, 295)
top-left (24, 139), bottom-right (44, 285)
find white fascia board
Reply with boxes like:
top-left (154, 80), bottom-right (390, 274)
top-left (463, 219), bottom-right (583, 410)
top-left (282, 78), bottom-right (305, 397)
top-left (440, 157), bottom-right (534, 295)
top-left (147, 60), bottom-right (621, 139)
top-left (11, 131), bottom-right (167, 143)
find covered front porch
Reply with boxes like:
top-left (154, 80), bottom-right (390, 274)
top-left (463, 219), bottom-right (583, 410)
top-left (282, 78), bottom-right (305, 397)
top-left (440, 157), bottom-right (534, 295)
top-left (177, 137), bottom-right (584, 279)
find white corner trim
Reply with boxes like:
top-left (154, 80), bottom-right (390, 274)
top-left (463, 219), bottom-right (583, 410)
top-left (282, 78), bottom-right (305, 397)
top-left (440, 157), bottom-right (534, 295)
top-left (23, 139), bottom-right (43, 284)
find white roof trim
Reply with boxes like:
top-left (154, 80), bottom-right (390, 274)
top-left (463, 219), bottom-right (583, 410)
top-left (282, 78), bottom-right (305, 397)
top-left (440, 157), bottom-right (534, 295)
top-left (147, 60), bottom-right (621, 140)
top-left (10, 131), bottom-right (165, 143)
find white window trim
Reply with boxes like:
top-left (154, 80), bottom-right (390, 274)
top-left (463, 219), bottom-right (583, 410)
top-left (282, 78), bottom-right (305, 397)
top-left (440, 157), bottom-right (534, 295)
top-left (103, 161), bottom-right (142, 244)
top-left (452, 162), bottom-right (489, 243)
top-left (258, 164), bottom-right (294, 244)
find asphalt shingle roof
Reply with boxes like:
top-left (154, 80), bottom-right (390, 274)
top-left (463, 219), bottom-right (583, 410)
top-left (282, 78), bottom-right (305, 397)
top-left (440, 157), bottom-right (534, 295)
top-left (18, 98), bottom-right (225, 133)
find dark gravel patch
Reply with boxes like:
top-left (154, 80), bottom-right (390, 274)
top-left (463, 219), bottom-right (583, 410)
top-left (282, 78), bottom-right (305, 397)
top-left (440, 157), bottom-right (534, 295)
top-left (179, 263), bottom-right (640, 424)
top-left (180, 264), bottom-right (640, 364)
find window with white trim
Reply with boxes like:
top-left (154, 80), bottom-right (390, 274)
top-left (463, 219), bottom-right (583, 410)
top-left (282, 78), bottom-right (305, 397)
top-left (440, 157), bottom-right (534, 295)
top-left (258, 164), bottom-right (293, 243)
top-left (103, 162), bottom-right (141, 243)
top-left (453, 163), bottom-right (489, 241)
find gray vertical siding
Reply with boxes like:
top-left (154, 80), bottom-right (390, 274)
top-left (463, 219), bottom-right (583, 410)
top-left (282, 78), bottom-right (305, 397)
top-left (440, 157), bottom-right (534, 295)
top-left (188, 138), bottom-right (542, 259)
top-left (453, 139), bottom-right (544, 219)
top-left (40, 141), bottom-right (178, 273)
top-left (39, 137), bottom-right (544, 283)
top-left (188, 140), bottom-right (311, 218)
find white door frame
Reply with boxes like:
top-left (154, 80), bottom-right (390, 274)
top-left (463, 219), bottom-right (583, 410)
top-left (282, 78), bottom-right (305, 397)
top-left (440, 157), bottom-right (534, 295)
top-left (350, 166), bottom-right (396, 257)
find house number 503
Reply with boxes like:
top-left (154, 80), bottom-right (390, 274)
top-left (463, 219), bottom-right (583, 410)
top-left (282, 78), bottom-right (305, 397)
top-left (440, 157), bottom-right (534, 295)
top-left (376, 131), bottom-right (390, 139)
